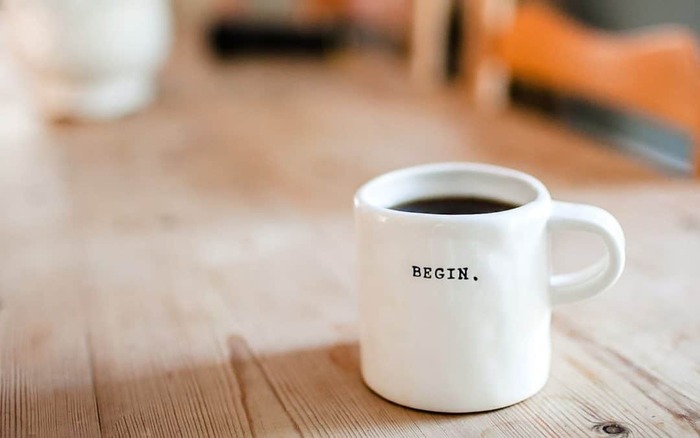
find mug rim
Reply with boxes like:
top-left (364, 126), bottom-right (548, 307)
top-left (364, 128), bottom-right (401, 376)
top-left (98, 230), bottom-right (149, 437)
top-left (354, 162), bottom-right (551, 221)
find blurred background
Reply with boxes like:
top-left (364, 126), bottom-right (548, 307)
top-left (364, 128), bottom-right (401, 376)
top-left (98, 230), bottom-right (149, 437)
top-left (201, 0), bottom-right (700, 175)
top-left (1, 0), bottom-right (698, 173)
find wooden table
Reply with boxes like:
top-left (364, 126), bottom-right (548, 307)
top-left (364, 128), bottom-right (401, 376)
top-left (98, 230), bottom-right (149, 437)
top-left (1, 30), bottom-right (698, 437)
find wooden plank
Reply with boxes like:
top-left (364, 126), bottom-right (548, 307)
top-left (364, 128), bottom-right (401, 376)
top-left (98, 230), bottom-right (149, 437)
top-left (82, 233), bottom-right (249, 438)
top-left (0, 41), bottom-right (103, 434)
top-left (0, 239), bottom-right (102, 437)
top-left (1, 22), bottom-right (697, 437)
top-left (550, 186), bottom-right (700, 397)
top-left (554, 320), bottom-right (699, 437)
top-left (44, 96), bottom-right (309, 435)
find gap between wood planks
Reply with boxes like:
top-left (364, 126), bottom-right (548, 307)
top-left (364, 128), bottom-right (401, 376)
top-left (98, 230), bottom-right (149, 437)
top-left (85, 332), bottom-right (105, 437)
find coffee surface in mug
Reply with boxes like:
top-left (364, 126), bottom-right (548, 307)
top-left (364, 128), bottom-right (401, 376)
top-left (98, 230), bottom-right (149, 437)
top-left (391, 196), bottom-right (518, 215)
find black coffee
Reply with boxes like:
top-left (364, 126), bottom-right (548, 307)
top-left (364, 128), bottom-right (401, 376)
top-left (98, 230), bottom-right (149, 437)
top-left (391, 196), bottom-right (518, 215)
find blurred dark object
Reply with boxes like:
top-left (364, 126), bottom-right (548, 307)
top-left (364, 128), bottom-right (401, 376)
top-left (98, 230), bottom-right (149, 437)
top-left (464, 0), bottom-right (700, 175)
top-left (208, 19), bottom-right (346, 58)
top-left (445, 1), bottom-right (463, 80)
top-left (555, 0), bottom-right (700, 173)
top-left (510, 80), bottom-right (560, 116)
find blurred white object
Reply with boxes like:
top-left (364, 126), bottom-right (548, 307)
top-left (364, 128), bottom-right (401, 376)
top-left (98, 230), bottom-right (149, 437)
top-left (4, 0), bottom-right (172, 121)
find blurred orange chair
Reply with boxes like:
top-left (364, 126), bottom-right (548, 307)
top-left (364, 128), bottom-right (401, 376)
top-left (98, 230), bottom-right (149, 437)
top-left (463, 0), bottom-right (700, 173)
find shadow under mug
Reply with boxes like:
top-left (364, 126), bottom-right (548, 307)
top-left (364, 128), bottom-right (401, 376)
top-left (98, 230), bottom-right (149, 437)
top-left (354, 162), bottom-right (625, 413)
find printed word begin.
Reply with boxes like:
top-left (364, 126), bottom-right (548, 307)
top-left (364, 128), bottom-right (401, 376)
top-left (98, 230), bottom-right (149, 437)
top-left (412, 266), bottom-right (478, 281)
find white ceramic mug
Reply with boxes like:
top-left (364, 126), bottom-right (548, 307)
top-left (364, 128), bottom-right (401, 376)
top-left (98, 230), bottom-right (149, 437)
top-left (354, 163), bottom-right (625, 413)
top-left (4, 0), bottom-right (172, 120)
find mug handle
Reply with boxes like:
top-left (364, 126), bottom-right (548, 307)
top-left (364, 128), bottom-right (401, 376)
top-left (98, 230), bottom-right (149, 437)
top-left (548, 201), bottom-right (626, 306)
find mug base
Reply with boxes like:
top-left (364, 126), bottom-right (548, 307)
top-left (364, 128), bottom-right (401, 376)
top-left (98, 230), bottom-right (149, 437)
top-left (33, 74), bottom-right (156, 121)
top-left (362, 374), bottom-right (549, 414)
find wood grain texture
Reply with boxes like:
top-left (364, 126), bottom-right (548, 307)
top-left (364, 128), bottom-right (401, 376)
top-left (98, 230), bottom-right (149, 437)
top-left (0, 22), bottom-right (697, 437)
